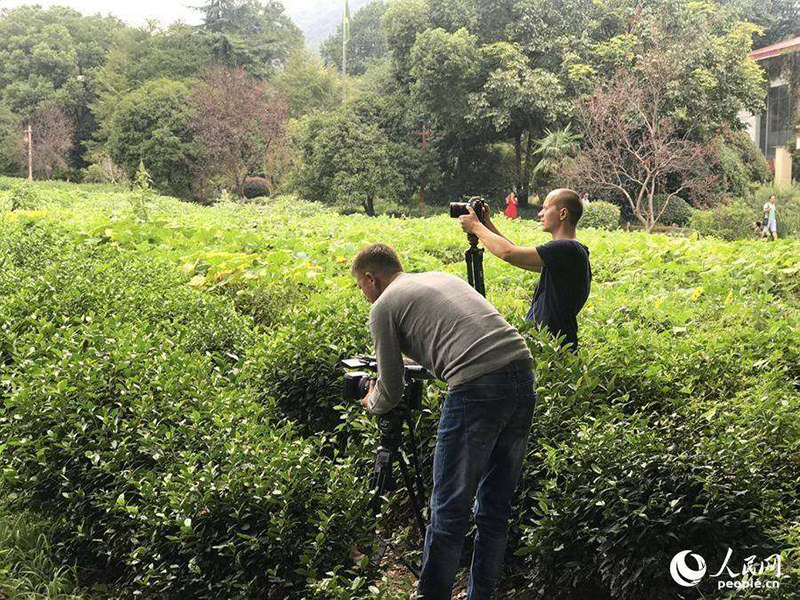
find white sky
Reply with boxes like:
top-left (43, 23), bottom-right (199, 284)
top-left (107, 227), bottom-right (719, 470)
top-left (0, 0), bottom-right (204, 27)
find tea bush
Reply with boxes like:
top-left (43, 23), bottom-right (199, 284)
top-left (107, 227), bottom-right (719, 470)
top-left (240, 297), bottom-right (372, 435)
top-left (0, 223), bottom-right (377, 597)
top-left (8, 183), bottom-right (41, 211)
top-left (1, 179), bottom-right (798, 599)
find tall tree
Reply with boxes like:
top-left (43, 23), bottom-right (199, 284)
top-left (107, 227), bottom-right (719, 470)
top-left (562, 69), bottom-right (716, 231)
top-left (27, 101), bottom-right (75, 179)
top-left (0, 5), bottom-right (125, 170)
top-left (382, 0), bottom-right (430, 84)
top-left (273, 49), bottom-right (341, 119)
top-left (191, 66), bottom-right (288, 197)
top-left (194, 0), bottom-right (302, 78)
top-left (321, 1), bottom-right (389, 76)
top-left (91, 23), bottom-right (213, 151)
top-left (106, 79), bottom-right (198, 198)
top-left (718, 0), bottom-right (800, 47)
top-left (0, 103), bottom-right (25, 176)
top-left (468, 42), bottom-right (571, 204)
top-left (293, 110), bottom-right (404, 215)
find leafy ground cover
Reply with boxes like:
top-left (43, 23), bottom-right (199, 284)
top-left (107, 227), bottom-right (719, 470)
top-left (0, 179), bottom-right (798, 599)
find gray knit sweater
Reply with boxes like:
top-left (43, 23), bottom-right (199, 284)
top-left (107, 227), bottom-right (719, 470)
top-left (366, 272), bottom-right (533, 414)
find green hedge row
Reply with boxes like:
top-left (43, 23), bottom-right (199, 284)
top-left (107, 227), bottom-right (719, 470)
top-left (0, 223), bottom-right (377, 598)
top-left (1, 186), bottom-right (798, 598)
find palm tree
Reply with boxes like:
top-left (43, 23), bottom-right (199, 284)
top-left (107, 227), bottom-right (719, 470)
top-left (530, 124), bottom-right (581, 191)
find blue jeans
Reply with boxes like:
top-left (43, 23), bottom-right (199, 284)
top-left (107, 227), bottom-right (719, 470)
top-left (417, 359), bottom-right (536, 600)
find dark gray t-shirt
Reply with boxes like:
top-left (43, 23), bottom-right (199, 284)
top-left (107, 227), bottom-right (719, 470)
top-left (525, 239), bottom-right (591, 350)
top-left (367, 272), bottom-right (533, 414)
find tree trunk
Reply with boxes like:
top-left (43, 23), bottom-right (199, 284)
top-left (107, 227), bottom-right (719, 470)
top-left (513, 131), bottom-right (524, 205)
top-left (363, 195), bottom-right (375, 217)
top-left (519, 130), bottom-right (536, 207)
top-left (645, 179), bottom-right (657, 232)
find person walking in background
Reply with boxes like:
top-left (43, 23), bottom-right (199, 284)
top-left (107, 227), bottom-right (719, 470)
top-left (504, 191), bottom-right (518, 219)
top-left (761, 195), bottom-right (778, 240)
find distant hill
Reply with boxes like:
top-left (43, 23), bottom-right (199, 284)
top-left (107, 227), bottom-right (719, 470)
top-left (285, 0), bottom-right (374, 50)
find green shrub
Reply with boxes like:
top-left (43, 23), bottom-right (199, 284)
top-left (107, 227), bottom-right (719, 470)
top-left (243, 176), bottom-right (269, 199)
top-left (511, 324), bottom-right (799, 599)
top-left (689, 200), bottom-right (755, 240)
top-left (580, 200), bottom-right (620, 229)
top-left (8, 183), bottom-right (41, 211)
top-left (707, 130), bottom-right (771, 199)
top-left (0, 232), bottom-right (376, 597)
top-left (80, 156), bottom-right (125, 185)
top-left (652, 194), bottom-right (693, 226)
top-left (240, 298), bottom-right (372, 435)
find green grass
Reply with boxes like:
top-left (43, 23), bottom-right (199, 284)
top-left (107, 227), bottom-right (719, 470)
top-left (0, 502), bottom-right (84, 599)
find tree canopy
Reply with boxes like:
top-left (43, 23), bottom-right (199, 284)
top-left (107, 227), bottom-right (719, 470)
top-left (321, 0), bottom-right (389, 76)
top-left (106, 78), bottom-right (198, 198)
top-left (195, 0), bottom-right (303, 78)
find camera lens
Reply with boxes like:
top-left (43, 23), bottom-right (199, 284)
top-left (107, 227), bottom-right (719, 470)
top-left (450, 202), bottom-right (469, 218)
top-left (343, 371), bottom-right (373, 400)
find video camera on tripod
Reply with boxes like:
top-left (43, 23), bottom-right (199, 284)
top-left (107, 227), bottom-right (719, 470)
top-left (340, 356), bottom-right (432, 576)
top-left (342, 356), bottom-right (430, 410)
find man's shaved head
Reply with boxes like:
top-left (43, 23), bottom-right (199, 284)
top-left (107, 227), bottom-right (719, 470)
top-left (547, 188), bottom-right (583, 226)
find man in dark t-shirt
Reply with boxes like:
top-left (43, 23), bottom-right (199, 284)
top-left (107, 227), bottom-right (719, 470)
top-left (459, 188), bottom-right (592, 350)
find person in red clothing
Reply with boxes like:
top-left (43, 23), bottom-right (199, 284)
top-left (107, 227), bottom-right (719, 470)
top-left (503, 192), bottom-right (518, 219)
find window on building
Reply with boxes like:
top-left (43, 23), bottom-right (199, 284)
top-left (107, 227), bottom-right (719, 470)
top-left (761, 84), bottom-right (792, 161)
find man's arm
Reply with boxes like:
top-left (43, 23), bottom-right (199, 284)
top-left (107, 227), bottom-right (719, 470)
top-left (460, 207), bottom-right (543, 272)
top-left (365, 303), bottom-right (405, 414)
top-left (483, 208), bottom-right (512, 243)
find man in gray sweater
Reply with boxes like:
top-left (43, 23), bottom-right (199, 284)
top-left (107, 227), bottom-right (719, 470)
top-left (352, 243), bottom-right (536, 600)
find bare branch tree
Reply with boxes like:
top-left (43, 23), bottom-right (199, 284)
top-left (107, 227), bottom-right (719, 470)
top-left (562, 66), bottom-right (716, 231)
top-left (191, 65), bottom-right (288, 198)
top-left (29, 102), bottom-right (75, 179)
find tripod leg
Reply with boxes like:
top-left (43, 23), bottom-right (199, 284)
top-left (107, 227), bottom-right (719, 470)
top-left (404, 417), bottom-right (426, 504)
top-left (466, 247), bottom-right (476, 289)
top-left (370, 447), bottom-right (393, 515)
top-left (370, 447), bottom-right (423, 578)
top-left (474, 246), bottom-right (485, 297)
top-left (396, 452), bottom-right (427, 541)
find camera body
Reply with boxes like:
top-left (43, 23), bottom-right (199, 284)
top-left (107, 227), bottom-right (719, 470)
top-left (341, 356), bottom-right (431, 411)
top-left (450, 196), bottom-right (488, 224)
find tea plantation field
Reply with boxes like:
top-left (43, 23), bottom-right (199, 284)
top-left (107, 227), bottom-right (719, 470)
top-left (1, 179), bottom-right (798, 599)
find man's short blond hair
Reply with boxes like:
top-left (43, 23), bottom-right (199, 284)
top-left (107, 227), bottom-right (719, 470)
top-left (351, 243), bottom-right (404, 276)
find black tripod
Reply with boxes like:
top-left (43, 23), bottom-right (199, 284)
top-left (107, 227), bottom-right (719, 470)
top-left (369, 379), bottom-right (427, 577)
top-left (465, 232), bottom-right (486, 297)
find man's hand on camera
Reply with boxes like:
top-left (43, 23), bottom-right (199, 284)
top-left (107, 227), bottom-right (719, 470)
top-left (361, 379), bottom-right (376, 409)
top-left (459, 205), bottom-right (483, 234)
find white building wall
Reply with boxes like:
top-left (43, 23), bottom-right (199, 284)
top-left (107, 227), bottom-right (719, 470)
top-left (738, 110), bottom-right (758, 144)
